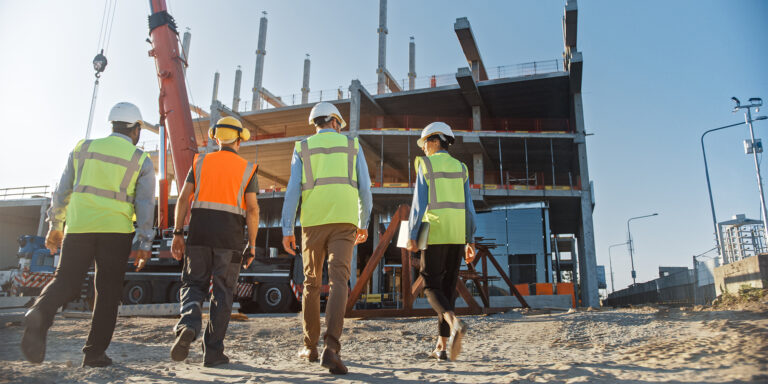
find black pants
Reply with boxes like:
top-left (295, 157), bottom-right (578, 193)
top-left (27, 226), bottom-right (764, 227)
top-left (420, 244), bottom-right (463, 337)
top-left (31, 232), bottom-right (132, 358)
top-left (174, 245), bottom-right (241, 362)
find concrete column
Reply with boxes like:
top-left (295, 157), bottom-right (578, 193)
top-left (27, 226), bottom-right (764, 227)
top-left (252, 12), bottom-right (268, 110)
top-left (473, 154), bottom-right (483, 186)
top-left (181, 28), bottom-right (191, 77)
top-left (376, 0), bottom-right (388, 95)
top-left (471, 61), bottom-right (480, 82)
top-left (573, 92), bottom-right (599, 307)
top-left (232, 66), bottom-right (242, 112)
top-left (348, 80), bottom-right (362, 137)
top-left (408, 37), bottom-right (416, 91)
top-left (472, 106), bottom-right (481, 131)
top-left (301, 54), bottom-right (310, 104)
top-left (207, 101), bottom-right (220, 153)
top-left (211, 72), bottom-right (220, 106)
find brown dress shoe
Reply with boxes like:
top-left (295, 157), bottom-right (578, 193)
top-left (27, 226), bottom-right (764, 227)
top-left (297, 346), bottom-right (319, 362)
top-left (320, 347), bottom-right (348, 374)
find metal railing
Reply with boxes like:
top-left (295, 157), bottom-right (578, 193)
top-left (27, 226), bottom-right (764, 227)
top-left (0, 186), bottom-right (52, 200)
top-left (232, 59), bottom-right (565, 113)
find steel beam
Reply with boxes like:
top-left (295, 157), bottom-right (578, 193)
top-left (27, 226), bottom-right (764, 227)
top-left (453, 17), bottom-right (488, 81)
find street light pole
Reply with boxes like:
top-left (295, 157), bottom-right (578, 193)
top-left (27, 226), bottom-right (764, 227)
top-left (608, 242), bottom-right (626, 293)
top-left (627, 213), bottom-right (659, 285)
top-left (701, 121), bottom-right (751, 257)
top-left (733, 97), bottom-right (768, 248)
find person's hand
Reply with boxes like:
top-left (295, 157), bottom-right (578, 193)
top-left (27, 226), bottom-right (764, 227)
top-left (171, 234), bottom-right (185, 261)
top-left (406, 239), bottom-right (419, 253)
top-left (243, 245), bottom-right (256, 268)
top-left (465, 243), bottom-right (476, 265)
top-left (134, 249), bottom-right (152, 271)
top-left (354, 229), bottom-right (368, 245)
top-left (45, 229), bottom-right (64, 254)
top-left (282, 236), bottom-right (297, 255)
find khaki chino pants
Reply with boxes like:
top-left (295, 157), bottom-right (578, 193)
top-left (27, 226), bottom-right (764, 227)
top-left (301, 223), bottom-right (356, 353)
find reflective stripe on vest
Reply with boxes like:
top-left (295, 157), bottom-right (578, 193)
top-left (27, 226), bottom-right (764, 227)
top-left (190, 153), bottom-right (256, 217)
top-left (421, 156), bottom-right (465, 210)
top-left (417, 153), bottom-right (467, 244)
top-left (72, 140), bottom-right (143, 203)
top-left (299, 138), bottom-right (358, 190)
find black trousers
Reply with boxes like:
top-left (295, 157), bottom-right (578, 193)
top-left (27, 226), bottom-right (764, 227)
top-left (420, 244), bottom-right (463, 338)
top-left (174, 245), bottom-right (241, 362)
top-left (31, 232), bottom-right (132, 357)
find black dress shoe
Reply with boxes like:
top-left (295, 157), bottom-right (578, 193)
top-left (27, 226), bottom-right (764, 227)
top-left (171, 327), bottom-right (196, 362)
top-left (203, 354), bottom-right (229, 367)
top-left (82, 353), bottom-right (113, 368)
top-left (21, 308), bottom-right (47, 364)
top-left (320, 348), bottom-right (348, 374)
top-left (448, 319), bottom-right (468, 361)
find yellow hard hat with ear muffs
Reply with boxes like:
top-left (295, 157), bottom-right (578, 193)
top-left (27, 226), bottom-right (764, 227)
top-left (208, 116), bottom-right (251, 142)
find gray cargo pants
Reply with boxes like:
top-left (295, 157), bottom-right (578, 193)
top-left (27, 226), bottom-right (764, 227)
top-left (174, 245), bottom-right (241, 361)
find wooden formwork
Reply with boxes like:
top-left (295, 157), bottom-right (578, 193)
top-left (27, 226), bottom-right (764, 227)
top-left (345, 204), bottom-right (529, 319)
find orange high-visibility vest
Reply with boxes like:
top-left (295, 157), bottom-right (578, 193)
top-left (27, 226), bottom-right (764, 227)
top-left (191, 151), bottom-right (257, 217)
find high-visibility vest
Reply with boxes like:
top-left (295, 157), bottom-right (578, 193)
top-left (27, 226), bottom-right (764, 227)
top-left (295, 132), bottom-right (360, 227)
top-left (415, 153), bottom-right (468, 244)
top-left (191, 150), bottom-right (257, 217)
top-left (66, 135), bottom-right (149, 234)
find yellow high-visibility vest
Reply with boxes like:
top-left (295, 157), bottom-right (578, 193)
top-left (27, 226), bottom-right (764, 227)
top-left (415, 152), bottom-right (467, 244)
top-left (66, 136), bottom-right (148, 234)
top-left (295, 132), bottom-right (360, 227)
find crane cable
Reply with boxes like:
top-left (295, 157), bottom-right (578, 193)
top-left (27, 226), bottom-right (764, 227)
top-left (85, 0), bottom-right (119, 139)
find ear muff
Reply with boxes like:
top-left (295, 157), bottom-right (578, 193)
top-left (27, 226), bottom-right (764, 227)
top-left (208, 126), bottom-right (216, 140)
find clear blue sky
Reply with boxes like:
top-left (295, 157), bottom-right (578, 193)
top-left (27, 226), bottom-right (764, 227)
top-left (0, 1), bottom-right (766, 290)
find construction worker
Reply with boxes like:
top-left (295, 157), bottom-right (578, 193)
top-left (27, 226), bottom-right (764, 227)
top-left (169, 116), bottom-right (259, 367)
top-left (281, 102), bottom-right (372, 374)
top-left (406, 122), bottom-right (477, 361)
top-left (21, 102), bottom-right (155, 367)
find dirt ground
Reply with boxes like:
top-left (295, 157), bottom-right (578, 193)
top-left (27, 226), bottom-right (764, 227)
top-left (0, 306), bottom-right (766, 383)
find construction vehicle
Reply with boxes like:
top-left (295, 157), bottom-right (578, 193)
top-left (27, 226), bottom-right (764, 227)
top-left (4, 0), bottom-right (306, 313)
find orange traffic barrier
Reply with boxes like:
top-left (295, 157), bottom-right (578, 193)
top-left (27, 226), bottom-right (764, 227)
top-left (556, 282), bottom-right (576, 308)
top-left (535, 283), bottom-right (554, 295)
top-left (514, 284), bottom-right (530, 296)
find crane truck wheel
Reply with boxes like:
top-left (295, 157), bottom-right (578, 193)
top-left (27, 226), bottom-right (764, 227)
top-left (122, 281), bottom-right (152, 305)
top-left (257, 283), bottom-right (291, 313)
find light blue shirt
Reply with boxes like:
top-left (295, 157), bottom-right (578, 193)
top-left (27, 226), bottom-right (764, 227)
top-left (47, 133), bottom-right (156, 251)
top-left (408, 150), bottom-right (478, 243)
top-left (281, 128), bottom-right (373, 236)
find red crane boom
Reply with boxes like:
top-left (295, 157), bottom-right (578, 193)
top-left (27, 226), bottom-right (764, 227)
top-left (147, 0), bottom-right (197, 229)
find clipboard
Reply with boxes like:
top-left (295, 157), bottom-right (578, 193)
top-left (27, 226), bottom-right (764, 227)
top-left (396, 220), bottom-right (429, 250)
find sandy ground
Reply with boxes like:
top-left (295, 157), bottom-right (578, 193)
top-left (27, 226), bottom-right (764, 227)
top-left (0, 306), bottom-right (766, 383)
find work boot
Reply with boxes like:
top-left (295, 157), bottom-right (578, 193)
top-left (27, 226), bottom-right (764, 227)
top-left (297, 346), bottom-right (319, 362)
top-left (21, 308), bottom-right (47, 364)
top-left (171, 327), bottom-right (196, 361)
top-left (320, 347), bottom-right (348, 374)
top-left (82, 353), bottom-right (113, 368)
top-left (203, 354), bottom-right (229, 367)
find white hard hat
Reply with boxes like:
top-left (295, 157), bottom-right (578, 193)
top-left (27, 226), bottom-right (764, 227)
top-left (308, 102), bottom-right (346, 129)
top-left (417, 122), bottom-right (455, 147)
top-left (108, 102), bottom-right (142, 125)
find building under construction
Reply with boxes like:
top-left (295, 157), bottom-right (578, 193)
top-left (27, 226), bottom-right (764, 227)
top-left (149, 0), bottom-right (599, 307)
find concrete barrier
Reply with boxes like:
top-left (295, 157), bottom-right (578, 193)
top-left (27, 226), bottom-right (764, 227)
top-left (714, 254), bottom-right (768, 296)
top-left (414, 295), bottom-right (573, 310)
